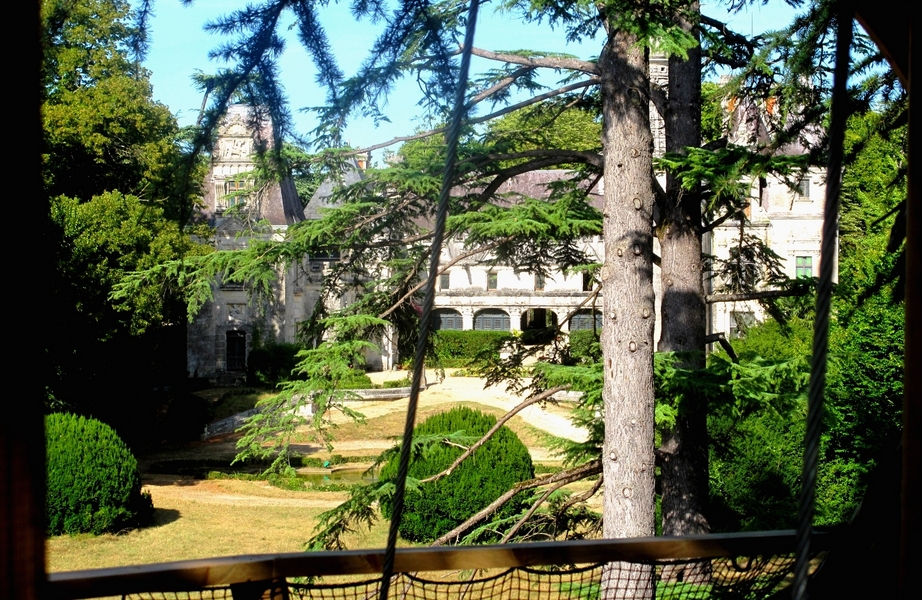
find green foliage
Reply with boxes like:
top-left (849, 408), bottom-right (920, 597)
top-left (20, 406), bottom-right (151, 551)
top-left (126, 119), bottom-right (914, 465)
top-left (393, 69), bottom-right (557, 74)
top-left (826, 295), bottom-right (903, 464)
top-left (567, 330), bottom-right (601, 364)
top-left (382, 377), bottom-right (412, 389)
top-left (484, 105), bottom-right (601, 168)
top-left (247, 342), bottom-right (303, 386)
top-left (707, 298), bottom-right (902, 531)
top-left (51, 192), bottom-right (204, 337)
top-left (433, 330), bottom-right (513, 367)
top-left (233, 331), bottom-right (375, 474)
top-left (41, 0), bottom-right (194, 213)
top-left (46, 413), bottom-right (153, 535)
top-left (42, 0), bottom-right (208, 421)
top-left (379, 407), bottom-right (534, 543)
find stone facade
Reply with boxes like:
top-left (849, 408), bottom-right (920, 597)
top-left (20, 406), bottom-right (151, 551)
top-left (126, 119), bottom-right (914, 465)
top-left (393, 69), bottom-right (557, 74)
top-left (186, 105), bottom-right (320, 381)
top-left (187, 82), bottom-right (832, 378)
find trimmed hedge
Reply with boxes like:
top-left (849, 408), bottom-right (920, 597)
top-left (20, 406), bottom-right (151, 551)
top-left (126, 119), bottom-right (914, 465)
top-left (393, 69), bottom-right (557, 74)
top-left (433, 330), bottom-right (513, 367)
top-left (568, 329), bottom-right (602, 363)
top-left (380, 406), bottom-right (533, 542)
top-left (46, 413), bottom-right (153, 535)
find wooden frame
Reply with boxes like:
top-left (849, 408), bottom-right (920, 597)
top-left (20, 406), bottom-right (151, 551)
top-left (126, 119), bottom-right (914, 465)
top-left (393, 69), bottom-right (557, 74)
top-left (47, 530), bottom-right (837, 599)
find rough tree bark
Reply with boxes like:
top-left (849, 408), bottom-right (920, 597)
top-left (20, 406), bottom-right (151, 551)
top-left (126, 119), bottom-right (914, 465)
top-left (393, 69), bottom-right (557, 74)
top-left (657, 3), bottom-right (711, 583)
top-left (599, 12), bottom-right (657, 599)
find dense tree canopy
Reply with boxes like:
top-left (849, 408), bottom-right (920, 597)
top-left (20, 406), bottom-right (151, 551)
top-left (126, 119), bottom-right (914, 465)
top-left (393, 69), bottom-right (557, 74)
top-left (42, 0), bottom-right (208, 436)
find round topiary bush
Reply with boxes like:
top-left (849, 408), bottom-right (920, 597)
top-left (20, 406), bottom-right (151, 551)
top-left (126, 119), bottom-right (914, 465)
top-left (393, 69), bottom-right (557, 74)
top-left (45, 413), bottom-right (153, 535)
top-left (380, 406), bottom-right (534, 542)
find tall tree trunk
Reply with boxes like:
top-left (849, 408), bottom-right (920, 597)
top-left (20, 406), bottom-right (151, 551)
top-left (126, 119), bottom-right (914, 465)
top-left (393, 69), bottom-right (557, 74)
top-left (599, 15), bottom-right (656, 600)
top-left (658, 1), bottom-right (711, 566)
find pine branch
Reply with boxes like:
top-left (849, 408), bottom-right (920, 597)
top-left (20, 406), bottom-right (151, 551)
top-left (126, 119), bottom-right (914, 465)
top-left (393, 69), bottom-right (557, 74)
top-left (377, 237), bottom-right (511, 319)
top-left (430, 459), bottom-right (602, 546)
top-left (701, 205), bottom-right (746, 233)
top-left (499, 480), bottom-right (569, 543)
top-left (468, 66), bottom-right (534, 106)
top-left (705, 287), bottom-right (809, 304)
top-left (419, 386), bottom-right (570, 484)
top-left (349, 79), bottom-right (599, 155)
top-left (466, 47), bottom-right (600, 75)
top-left (469, 149), bottom-right (604, 170)
top-left (461, 155), bottom-right (602, 208)
top-left (556, 477), bottom-right (603, 515)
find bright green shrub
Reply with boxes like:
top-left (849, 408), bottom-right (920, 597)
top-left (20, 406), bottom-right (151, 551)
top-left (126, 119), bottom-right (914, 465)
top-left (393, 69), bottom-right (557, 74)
top-left (433, 330), bottom-right (512, 367)
top-left (380, 406), bottom-right (534, 542)
top-left (338, 369), bottom-right (375, 389)
top-left (568, 330), bottom-right (601, 363)
top-left (46, 413), bottom-right (153, 535)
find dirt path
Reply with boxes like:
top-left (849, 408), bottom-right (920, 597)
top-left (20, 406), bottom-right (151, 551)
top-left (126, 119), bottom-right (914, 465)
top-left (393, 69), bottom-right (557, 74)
top-left (141, 371), bottom-right (586, 507)
top-left (357, 370), bottom-right (586, 441)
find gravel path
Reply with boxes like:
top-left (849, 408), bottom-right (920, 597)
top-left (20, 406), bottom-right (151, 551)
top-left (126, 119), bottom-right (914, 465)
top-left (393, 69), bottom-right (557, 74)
top-left (358, 370), bottom-right (587, 442)
top-left (142, 370), bottom-right (587, 507)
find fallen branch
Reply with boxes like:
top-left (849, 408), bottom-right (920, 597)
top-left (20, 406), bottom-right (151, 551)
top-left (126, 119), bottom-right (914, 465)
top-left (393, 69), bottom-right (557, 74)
top-left (419, 385), bottom-right (570, 484)
top-left (431, 459), bottom-right (602, 546)
top-left (556, 476), bottom-right (603, 516)
top-left (500, 480), bottom-right (569, 543)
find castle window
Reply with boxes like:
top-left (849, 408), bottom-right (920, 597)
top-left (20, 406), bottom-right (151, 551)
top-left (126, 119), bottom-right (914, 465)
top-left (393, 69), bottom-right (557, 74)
top-left (434, 309), bottom-right (463, 330)
top-left (439, 273), bottom-right (450, 290)
top-left (226, 331), bottom-right (247, 371)
top-left (223, 179), bottom-right (250, 208)
top-left (796, 176), bottom-right (811, 200)
top-left (534, 273), bottom-right (545, 291)
top-left (487, 272), bottom-right (498, 291)
top-left (796, 256), bottom-right (813, 278)
top-left (570, 310), bottom-right (603, 331)
top-left (474, 309), bottom-right (510, 331)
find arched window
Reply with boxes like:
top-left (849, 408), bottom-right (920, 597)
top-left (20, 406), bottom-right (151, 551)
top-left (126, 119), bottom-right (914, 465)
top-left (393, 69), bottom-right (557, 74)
top-left (474, 309), bottom-right (510, 331)
top-left (569, 310), bottom-right (602, 331)
top-left (434, 309), bottom-right (463, 330)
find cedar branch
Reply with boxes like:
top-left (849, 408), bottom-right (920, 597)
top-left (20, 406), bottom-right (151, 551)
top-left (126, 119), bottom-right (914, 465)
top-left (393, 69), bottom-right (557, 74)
top-left (419, 385), bottom-right (570, 484)
top-left (706, 288), bottom-right (809, 304)
top-left (466, 47), bottom-right (600, 75)
top-left (430, 459), bottom-right (602, 546)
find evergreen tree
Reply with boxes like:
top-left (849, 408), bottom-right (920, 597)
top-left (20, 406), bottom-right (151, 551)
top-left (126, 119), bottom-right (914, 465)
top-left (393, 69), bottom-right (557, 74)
top-left (119, 2), bottom-right (903, 579)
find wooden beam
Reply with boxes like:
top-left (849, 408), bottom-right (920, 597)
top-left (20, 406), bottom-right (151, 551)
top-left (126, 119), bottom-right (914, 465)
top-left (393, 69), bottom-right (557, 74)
top-left (46, 530), bottom-right (839, 600)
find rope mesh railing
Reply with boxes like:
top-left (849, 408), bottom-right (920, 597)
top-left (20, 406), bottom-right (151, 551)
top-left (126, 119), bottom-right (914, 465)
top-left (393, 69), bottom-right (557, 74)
top-left (87, 552), bottom-right (824, 600)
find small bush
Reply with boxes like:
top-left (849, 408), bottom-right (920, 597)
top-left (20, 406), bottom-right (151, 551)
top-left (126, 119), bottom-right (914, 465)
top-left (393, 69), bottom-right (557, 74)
top-left (46, 413), bottom-right (153, 535)
top-left (568, 330), bottom-right (601, 363)
top-left (339, 370), bottom-right (374, 389)
top-left (383, 377), bottom-right (412, 388)
top-left (380, 406), bottom-right (534, 542)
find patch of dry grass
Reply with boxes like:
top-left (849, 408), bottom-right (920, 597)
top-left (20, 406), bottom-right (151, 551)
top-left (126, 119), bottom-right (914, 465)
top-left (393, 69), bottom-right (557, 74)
top-left (49, 381), bottom-right (579, 574)
top-left (46, 477), bottom-right (389, 572)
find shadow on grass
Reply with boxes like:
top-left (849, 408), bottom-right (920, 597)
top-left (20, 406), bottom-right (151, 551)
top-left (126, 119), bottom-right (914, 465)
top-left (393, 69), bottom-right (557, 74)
top-left (149, 508), bottom-right (181, 528)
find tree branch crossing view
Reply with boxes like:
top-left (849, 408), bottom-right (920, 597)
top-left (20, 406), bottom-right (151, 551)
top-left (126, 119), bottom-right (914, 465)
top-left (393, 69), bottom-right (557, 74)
top-left (40, 0), bottom-right (907, 598)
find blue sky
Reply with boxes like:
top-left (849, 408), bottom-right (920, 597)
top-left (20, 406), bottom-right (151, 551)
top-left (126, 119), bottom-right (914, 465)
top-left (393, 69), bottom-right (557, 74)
top-left (141, 1), bottom-right (800, 153)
